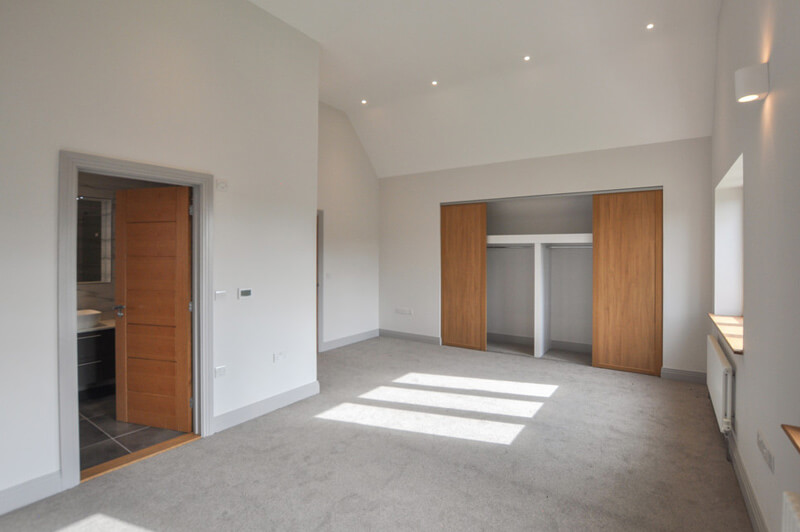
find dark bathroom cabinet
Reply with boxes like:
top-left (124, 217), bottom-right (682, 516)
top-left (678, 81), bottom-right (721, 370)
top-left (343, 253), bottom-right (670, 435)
top-left (77, 328), bottom-right (115, 397)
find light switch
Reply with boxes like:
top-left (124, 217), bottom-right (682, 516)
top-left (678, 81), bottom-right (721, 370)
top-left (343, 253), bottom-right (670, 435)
top-left (238, 288), bottom-right (253, 299)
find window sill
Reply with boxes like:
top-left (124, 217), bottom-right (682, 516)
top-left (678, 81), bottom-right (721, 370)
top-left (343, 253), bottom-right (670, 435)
top-left (708, 314), bottom-right (743, 354)
top-left (784, 425), bottom-right (800, 456)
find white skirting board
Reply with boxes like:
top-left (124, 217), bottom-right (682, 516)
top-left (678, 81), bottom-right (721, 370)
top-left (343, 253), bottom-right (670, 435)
top-left (729, 431), bottom-right (768, 532)
top-left (0, 471), bottom-right (62, 516)
top-left (487, 333), bottom-right (534, 346)
top-left (661, 368), bottom-right (706, 384)
top-left (379, 329), bottom-right (440, 345)
top-left (319, 329), bottom-right (379, 352)
top-left (212, 381), bottom-right (320, 433)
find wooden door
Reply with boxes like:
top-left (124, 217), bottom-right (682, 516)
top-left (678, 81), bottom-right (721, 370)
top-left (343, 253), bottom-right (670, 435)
top-left (441, 203), bottom-right (487, 350)
top-left (115, 186), bottom-right (192, 432)
top-left (592, 190), bottom-right (662, 376)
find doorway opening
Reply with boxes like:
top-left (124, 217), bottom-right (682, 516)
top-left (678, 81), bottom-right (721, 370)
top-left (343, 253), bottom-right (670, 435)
top-left (58, 151), bottom-right (213, 488)
top-left (317, 210), bottom-right (324, 353)
top-left (77, 174), bottom-right (196, 477)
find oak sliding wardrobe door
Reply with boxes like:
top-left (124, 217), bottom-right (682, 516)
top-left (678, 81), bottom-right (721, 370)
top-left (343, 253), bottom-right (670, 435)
top-left (441, 203), bottom-right (487, 351)
top-left (592, 190), bottom-right (663, 376)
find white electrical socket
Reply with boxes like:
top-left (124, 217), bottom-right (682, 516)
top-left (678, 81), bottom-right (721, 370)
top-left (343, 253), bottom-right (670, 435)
top-left (395, 307), bottom-right (413, 316)
top-left (273, 352), bottom-right (287, 363)
top-left (757, 431), bottom-right (775, 473)
top-left (214, 365), bottom-right (227, 378)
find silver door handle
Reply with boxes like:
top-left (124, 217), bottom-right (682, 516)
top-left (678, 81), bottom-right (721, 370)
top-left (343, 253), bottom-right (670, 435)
top-left (113, 305), bottom-right (125, 317)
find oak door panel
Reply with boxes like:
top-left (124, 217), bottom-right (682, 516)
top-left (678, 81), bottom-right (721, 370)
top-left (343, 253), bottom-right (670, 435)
top-left (592, 190), bottom-right (663, 376)
top-left (127, 325), bottom-right (176, 361)
top-left (115, 186), bottom-right (192, 433)
top-left (441, 203), bottom-right (487, 351)
top-left (126, 223), bottom-right (178, 257)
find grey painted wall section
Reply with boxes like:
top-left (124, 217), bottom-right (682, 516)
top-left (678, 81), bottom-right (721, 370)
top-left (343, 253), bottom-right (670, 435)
top-left (487, 247), bottom-right (535, 338)
top-left (711, 0), bottom-right (800, 529)
top-left (549, 248), bottom-right (593, 346)
top-left (487, 194), bottom-right (593, 235)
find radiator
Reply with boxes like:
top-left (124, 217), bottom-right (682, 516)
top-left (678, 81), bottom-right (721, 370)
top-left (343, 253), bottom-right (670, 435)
top-left (706, 335), bottom-right (733, 433)
top-left (784, 492), bottom-right (800, 532)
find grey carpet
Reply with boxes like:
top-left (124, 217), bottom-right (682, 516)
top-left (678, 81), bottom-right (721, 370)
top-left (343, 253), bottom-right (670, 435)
top-left (1, 337), bottom-right (751, 531)
top-left (487, 339), bottom-right (534, 357)
top-left (541, 349), bottom-right (592, 367)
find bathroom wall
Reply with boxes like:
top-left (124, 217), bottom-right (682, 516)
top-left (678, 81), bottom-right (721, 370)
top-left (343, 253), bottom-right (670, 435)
top-left (76, 173), bottom-right (166, 320)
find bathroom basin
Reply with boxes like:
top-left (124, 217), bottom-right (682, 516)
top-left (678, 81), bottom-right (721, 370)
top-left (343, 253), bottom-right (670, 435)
top-left (77, 309), bottom-right (102, 330)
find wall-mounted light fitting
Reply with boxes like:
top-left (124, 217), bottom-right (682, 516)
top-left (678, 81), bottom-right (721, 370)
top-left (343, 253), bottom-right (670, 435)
top-left (735, 63), bottom-right (769, 103)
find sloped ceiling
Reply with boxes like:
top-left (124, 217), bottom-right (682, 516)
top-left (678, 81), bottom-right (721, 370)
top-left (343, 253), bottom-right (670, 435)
top-left (250, 0), bottom-right (721, 177)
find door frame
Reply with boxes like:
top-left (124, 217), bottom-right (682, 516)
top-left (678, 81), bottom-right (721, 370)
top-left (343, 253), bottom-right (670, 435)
top-left (316, 209), bottom-right (324, 353)
top-left (57, 150), bottom-right (214, 490)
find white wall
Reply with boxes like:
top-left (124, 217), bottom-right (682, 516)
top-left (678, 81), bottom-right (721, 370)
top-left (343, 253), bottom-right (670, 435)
top-left (549, 248), bottom-right (593, 346)
top-left (0, 0), bottom-right (319, 495)
top-left (487, 248), bottom-right (535, 339)
top-left (379, 137), bottom-right (713, 373)
top-left (317, 103), bottom-right (380, 347)
top-left (714, 186), bottom-right (744, 316)
top-left (712, 0), bottom-right (800, 529)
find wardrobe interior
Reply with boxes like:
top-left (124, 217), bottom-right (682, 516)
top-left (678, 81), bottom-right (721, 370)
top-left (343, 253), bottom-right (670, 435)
top-left (486, 194), bottom-right (593, 365)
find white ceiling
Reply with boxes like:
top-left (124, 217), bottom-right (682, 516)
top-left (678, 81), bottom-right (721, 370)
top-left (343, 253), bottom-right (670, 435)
top-left (250, 0), bottom-right (722, 177)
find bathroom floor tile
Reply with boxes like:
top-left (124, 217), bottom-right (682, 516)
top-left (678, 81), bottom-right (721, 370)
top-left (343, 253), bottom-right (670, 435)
top-left (91, 415), bottom-right (146, 438)
top-left (116, 427), bottom-right (184, 453)
top-left (79, 419), bottom-right (107, 448)
top-left (80, 439), bottom-right (128, 470)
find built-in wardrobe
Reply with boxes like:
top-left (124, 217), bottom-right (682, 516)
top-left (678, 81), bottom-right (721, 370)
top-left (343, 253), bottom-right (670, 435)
top-left (441, 189), bottom-right (663, 377)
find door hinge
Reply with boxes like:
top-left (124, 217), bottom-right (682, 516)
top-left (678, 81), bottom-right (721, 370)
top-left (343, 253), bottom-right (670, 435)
top-left (189, 204), bottom-right (194, 216)
top-left (189, 397), bottom-right (194, 409)
top-left (188, 301), bottom-right (193, 312)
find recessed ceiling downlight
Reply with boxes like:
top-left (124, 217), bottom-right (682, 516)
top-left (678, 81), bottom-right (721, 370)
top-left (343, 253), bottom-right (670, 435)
top-left (431, 80), bottom-right (438, 86)
top-left (646, 23), bottom-right (655, 30)
top-left (361, 99), bottom-right (368, 105)
top-left (523, 56), bottom-right (531, 62)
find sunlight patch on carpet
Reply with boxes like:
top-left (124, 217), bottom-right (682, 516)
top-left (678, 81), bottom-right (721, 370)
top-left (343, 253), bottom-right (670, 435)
top-left (315, 403), bottom-right (524, 444)
top-left (393, 373), bottom-right (558, 398)
top-left (58, 514), bottom-right (153, 532)
top-left (360, 386), bottom-right (543, 418)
